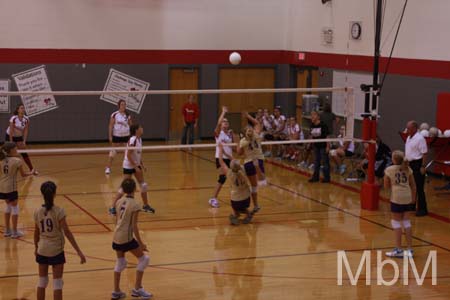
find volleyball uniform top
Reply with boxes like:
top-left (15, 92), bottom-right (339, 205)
top-left (6, 115), bottom-right (29, 137)
top-left (384, 165), bottom-right (414, 205)
top-left (227, 169), bottom-right (251, 201)
top-left (34, 206), bottom-right (66, 257)
top-left (113, 196), bottom-right (140, 244)
top-left (273, 115), bottom-right (287, 134)
top-left (287, 123), bottom-right (304, 140)
top-left (262, 115), bottom-right (274, 131)
top-left (215, 130), bottom-right (233, 159)
top-left (337, 134), bottom-right (355, 153)
top-left (239, 136), bottom-right (264, 163)
top-left (123, 136), bottom-right (142, 169)
top-left (0, 157), bottom-right (21, 193)
top-left (111, 111), bottom-right (131, 137)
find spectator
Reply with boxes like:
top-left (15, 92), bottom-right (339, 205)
top-left (181, 94), bottom-right (199, 145)
top-left (329, 125), bottom-right (355, 174)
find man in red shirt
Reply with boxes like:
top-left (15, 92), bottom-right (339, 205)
top-left (181, 94), bottom-right (199, 145)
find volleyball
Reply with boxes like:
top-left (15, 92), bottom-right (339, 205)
top-left (420, 129), bottom-right (429, 137)
top-left (419, 122), bottom-right (430, 131)
top-left (429, 127), bottom-right (439, 137)
top-left (229, 52), bottom-right (241, 65)
top-left (443, 129), bottom-right (450, 137)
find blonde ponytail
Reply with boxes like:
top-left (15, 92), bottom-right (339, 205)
top-left (392, 150), bottom-right (408, 172)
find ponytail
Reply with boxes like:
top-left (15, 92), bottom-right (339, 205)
top-left (392, 150), bottom-right (408, 172)
top-left (0, 142), bottom-right (16, 161)
top-left (40, 181), bottom-right (57, 211)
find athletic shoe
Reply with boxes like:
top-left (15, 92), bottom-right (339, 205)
top-left (229, 214), bottom-right (240, 225)
top-left (142, 204), bottom-right (155, 214)
top-left (3, 229), bottom-right (12, 237)
top-left (385, 248), bottom-right (403, 258)
top-left (252, 205), bottom-right (261, 213)
top-left (208, 198), bottom-right (220, 208)
top-left (105, 167), bottom-right (111, 175)
top-left (111, 291), bottom-right (126, 300)
top-left (308, 163), bottom-right (315, 170)
top-left (321, 178), bottom-right (331, 183)
top-left (31, 169), bottom-right (39, 175)
top-left (242, 214), bottom-right (253, 224)
top-left (258, 179), bottom-right (267, 186)
top-left (339, 164), bottom-right (347, 175)
top-left (404, 249), bottom-right (414, 258)
top-left (109, 207), bottom-right (117, 216)
top-left (308, 178), bottom-right (319, 183)
top-left (11, 230), bottom-right (24, 239)
top-left (131, 287), bottom-right (152, 299)
top-left (297, 161), bottom-right (307, 168)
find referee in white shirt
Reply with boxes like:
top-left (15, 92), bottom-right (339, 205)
top-left (405, 120), bottom-right (428, 216)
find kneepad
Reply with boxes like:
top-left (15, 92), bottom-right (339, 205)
top-left (114, 257), bottom-right (127, 273)
top-left (140, 182), bottom-right (148, 193)
top-left (109, 150), bottom-right (117, 158)
top-left (402, 219), bottom-right (411, 228)
top-left (218, 174), bottom-right (227, 185)
top-left (391, 219), bottom-right (402, 229)
top-left (37, 276), bottom-right (49, 288)
top-left (136, 255), bottom-right (150, 272)
top-left (53, 278), bottom-right (63, 290)
top-left (11, 205), bottom-right (19, 215)
top-left (251, 186), bottom-right (258, 194)
top-left (5, 204), bottom-right (11, 214)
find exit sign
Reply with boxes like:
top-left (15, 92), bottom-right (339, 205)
top-left (298, 52), bottom-right (306, 61)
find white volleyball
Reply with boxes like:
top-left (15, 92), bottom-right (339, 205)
top-left (419, 122), bottom-right (430, 131)
top-left (420, 129), bottom-right (429, 137)
top-left (229, 52), bottom-right (241, 65)
top-left (429, 127), bottom-right (439, 137)
top-left (444, 129), bottom-right (450, 138)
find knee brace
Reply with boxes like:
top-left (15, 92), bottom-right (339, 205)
top-left (329, 149), bottom-right (337, 157)
top-left (109, 150), bottom-right (117, 158)
top-left (11, 205), bottom-right (19, 216)
top-left (140, 182), bottom-right (148, 193)
top-left (53, 278), bottom-right (63, 290)
top-left (37, 276), bottom-right (49, 288)
top-left (403, 219), bottom-right (411, 229)
top-left (218, 174), bottom-right (227, 185)
top-left (251, 186), bottom-right (258, 194)
top-left (5, 204), bottom-right (11, 214)
top-left (114, 257), bottom-right (127, 273)
top-left (136, 255), bottom-right (150, 272)
top-left (391, 219), bottom-right (402, 229)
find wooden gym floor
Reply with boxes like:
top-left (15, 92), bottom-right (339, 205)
top-left (0, 147), bottom-right (449, 299)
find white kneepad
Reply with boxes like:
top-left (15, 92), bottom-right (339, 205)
top-left (11, 205), bottom-right (19, 215)
top-left (329, 149), bottom-right (337, 157)
top-left (5, 204), bottom-right (12, 214)
top-left (403, 219), bottom-right (411, 228)
top-left (391, 219), bottom-right (402, 229)
top-left (136, 255), bottom-right (150, 272)
top-left (114, 257), bottom-right (127, 273)
top-left (37, 276), bottom-right (49, 288)
top-left (109, 150), bottom-right (117, 158)
top-left (251, 186), bottom-right (258, 194)
top-left (140, 182), bottom-right (148, 193)
top-left (53, 278), bottom-right (63, 290)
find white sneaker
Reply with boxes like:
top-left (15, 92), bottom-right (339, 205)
top-left (105, 167), bottom-right (111, 175)
top-left (404, 249), bottom-right (414, 258)
top-left (3, 229), bottom-right (12, 237)
top-left (208, 198), bottom-right (220, 208)
top-left (11, 230), bottom-right (24, 239)
top-left (258, 179), bottom-right (267, 186)
top-left (385, 248), bottom-right (403, 258)
top-left (308, 163), bottom-right (315, 170)
top-left (131, 287), bottom-right (152, 299)
top-left (111, 291), bottom-right (126, 300)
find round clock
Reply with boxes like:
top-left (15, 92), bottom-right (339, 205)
top-left (351, 22), bottom-right (362, 40)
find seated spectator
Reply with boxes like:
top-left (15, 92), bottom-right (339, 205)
top-left (284, 117), bottom-right (304, 161)
top-left (357, 136), bottom-right (392, 184)
top-left (329, 125), bottom-right (355, 174)
top-left (272, 106), bottom-right (288, 158)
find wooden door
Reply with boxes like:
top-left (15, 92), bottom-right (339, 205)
top-left (169, 68), bottom-right (199, 139)
top-left (219, 68), bottom-right (274, 131)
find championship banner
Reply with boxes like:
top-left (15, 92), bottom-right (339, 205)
top-left (12, 65), bottom-right (57, 117)
top-left (101, 69), bottom-right (150, 114)
top-left (0, 79), bottom-right (10, 113)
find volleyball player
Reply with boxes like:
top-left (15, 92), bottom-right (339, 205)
top-left (208, 106), bottom-right (233, 208)
top-left (111, 178), bottom-right (151, 300)
top-left (109, 124), bottom-right (155, 215)
top-left (217, 144), bottom-right (252, 225)
top-left (384, 150), bottom-right (416, 258)
top-left (34, 181), bottom-right (86, 300)
top-left (237, 112), bottom-right (266, 213)
top-left (6, 104), bottom-right (38, 174)
top-left (105, 99), bottom-right (132, 175)
top-left (0, 142), bottom-right (35, 238)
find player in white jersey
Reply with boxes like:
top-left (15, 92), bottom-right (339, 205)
top-left (0, 142), bottom-right (35, 238)
top-left (384, 151), bottom-right (416, 258)
top-left (105, 100), bottom-right (132, 175)
top-left (34, 181), bottom-right (86, 300)
top-left (6, 104), bottom-right (38, 174)
top-left (217, 143), bottom-right (253, 225)
top-left (208, 106), bottom-right (234, 208)
top-left (109, 124), bottom-right (155, 215)
top-left (111, 178), bottom-right (152, 300)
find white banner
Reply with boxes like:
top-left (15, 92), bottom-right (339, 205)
top-left (100, 69), bottom-right (149, 114)
top-left (12, 65), bottom-right (57, 117)
top-left (0, 79), bottom-right (10, 113)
